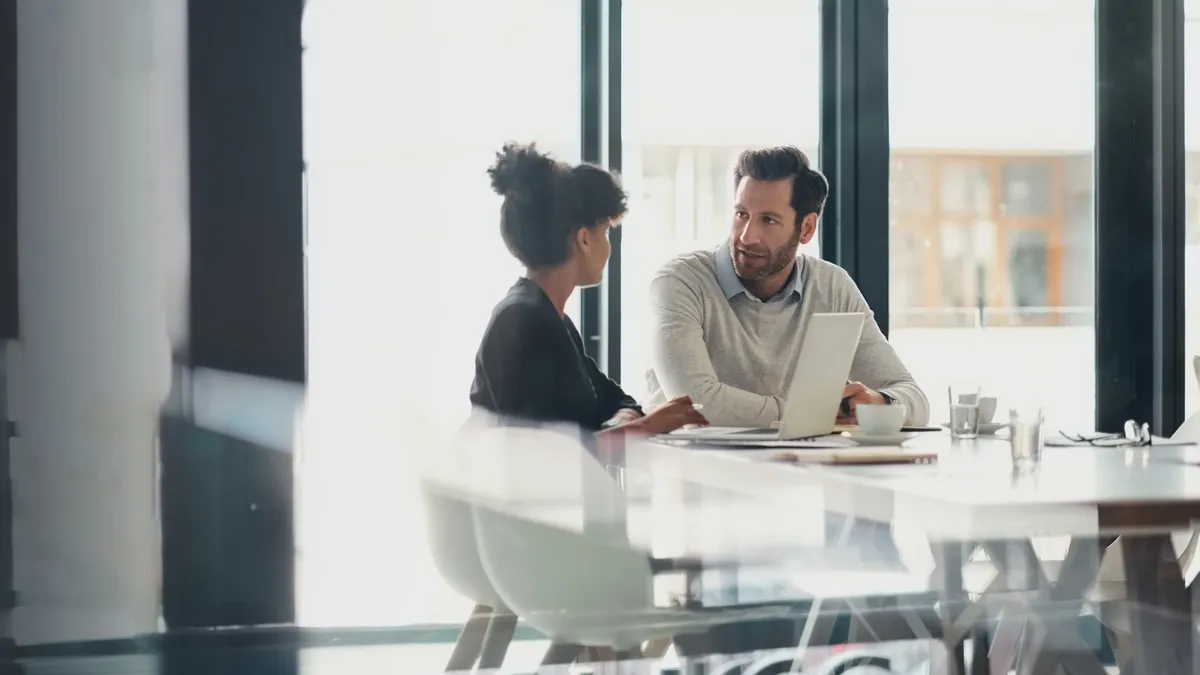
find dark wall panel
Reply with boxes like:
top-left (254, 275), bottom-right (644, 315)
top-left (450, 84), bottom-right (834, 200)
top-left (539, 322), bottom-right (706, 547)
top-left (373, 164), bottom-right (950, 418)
top-left (0, 0), bottom-right (14, 659)
top-left (160, 416), bottom-right (295, 628)
top-left (0, 0), bottom-right (15, 341)
top-left (188, 0), bottom-right (305, 383)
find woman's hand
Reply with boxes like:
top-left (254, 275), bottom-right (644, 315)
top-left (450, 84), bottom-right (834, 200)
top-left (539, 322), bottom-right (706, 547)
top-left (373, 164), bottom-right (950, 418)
top-left (627, 395), bottom-right (708, 435)
top-left (606, 408), bottom-right (644, 428)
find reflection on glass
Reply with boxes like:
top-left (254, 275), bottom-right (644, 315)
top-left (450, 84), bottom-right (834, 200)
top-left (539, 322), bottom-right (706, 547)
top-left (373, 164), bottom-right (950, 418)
top-left (939, 160), bottom-right (990, 215)
top-left (1007, 229), bottom-right (1050, 314)
top-left (936, 221), bottom-right (996, 320)
top-left (888, 0), bottom-right (1096, 429)
top-left (1002, 161), bottom-right (1055, 217)
top-left (891, 227), bottom-right (927, 313)
top-left (891, 156), bottom-right (933, 217)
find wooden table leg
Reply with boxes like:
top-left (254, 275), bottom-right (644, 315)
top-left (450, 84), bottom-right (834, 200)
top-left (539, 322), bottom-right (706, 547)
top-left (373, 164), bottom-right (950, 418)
top-left (931, 542), bottom-right (968, 675)
top-left (1118, 535), bottom-right (1193, 675)
top-left (980, 538), bottom-right (1109, 675)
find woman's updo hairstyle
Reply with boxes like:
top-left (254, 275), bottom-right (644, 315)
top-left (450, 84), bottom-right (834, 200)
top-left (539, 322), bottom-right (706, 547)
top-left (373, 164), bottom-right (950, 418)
top-left (488, 142), bottom-right (628, 269)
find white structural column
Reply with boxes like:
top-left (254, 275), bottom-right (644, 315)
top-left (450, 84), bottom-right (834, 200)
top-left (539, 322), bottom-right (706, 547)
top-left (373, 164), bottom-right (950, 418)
top-left (11, 0), bottom-right (189, 644)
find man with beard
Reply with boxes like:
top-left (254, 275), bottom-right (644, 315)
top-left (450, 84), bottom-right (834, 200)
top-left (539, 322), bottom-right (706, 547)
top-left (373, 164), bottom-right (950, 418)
top-left (644, 146), bottom-right (929, 428)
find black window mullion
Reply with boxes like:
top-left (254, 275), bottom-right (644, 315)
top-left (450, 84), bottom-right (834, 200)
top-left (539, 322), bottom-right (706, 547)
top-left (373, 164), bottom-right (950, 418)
top-left (1151, 0), bottom-right (1186, 435)
top-left (579, 0), bottom-right (604, 364)
top-left (1094, 0), bottom-right (1186, 435)
top-left (0, 0), bottom-right (13, 341)
top-left (819, 0), bottom-right (841, 266)
top-left (603, 0), bottom-right (622, 381)
top-left (819, 0), bottom-right (890, 336)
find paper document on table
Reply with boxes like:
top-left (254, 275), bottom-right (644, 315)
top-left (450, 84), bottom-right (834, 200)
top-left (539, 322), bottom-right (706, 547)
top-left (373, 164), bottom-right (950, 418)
top-left (834, 423), bottom-right (942, 433)
top-left (1044, 432), bottom-right (1193, 447)
top-left (655, 433), bottom-right (853, 449)
top-left (665, 426), bottom-right (756, 439)
top-left (719, 447), bottom-right (938, 465)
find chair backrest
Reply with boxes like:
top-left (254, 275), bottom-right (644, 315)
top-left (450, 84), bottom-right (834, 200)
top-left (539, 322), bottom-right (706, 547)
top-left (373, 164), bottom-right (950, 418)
top-left (469, 426), bottom-right (654, 625)
top-left (1167, 407), bottom-right (1200, 577)
top-left (419, 481), bottom-right (502, 607)
top-left (415, 416), bottom-right (507, 608)
top-left (1172, 410), bottom-right (1200, 443)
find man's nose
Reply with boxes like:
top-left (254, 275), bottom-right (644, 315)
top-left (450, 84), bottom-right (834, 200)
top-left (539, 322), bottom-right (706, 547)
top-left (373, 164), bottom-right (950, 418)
top-left (737, 220), bottom-right (761, 245)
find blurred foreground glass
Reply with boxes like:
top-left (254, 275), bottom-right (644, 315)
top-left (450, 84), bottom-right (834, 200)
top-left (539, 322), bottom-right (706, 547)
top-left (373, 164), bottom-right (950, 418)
top-left (947, 383), bottom-right (981, 439)
top-left (1009, 405), bottom-right (1045, 472)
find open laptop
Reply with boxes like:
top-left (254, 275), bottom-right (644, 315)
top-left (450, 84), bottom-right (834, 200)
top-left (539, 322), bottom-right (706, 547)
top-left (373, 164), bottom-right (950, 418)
top-left (675, 312), bottom-right (866, 441)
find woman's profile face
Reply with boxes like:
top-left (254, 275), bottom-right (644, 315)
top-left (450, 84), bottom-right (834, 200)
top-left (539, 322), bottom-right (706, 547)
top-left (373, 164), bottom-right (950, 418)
top-left (575, 222), bottom-right (612, 288)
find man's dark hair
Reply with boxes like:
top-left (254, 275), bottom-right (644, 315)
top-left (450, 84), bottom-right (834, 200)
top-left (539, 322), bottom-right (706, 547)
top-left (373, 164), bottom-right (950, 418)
top-left (732, 146), bottom-right (829, 222)
top-left (487, 142), bottom-right (627, 269)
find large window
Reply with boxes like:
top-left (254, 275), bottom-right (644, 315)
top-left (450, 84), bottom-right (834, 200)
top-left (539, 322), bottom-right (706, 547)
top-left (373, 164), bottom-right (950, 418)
top-left (888, 0), bottom-right (1096, 429)
top-left (620, 0), bottom-right (821, 391)
top-left (1184, 1), bottom-right (1200, 418)
top-left (292, 0), bottom-right (1194, 640)
top-left (300, 0), bottom-right (580, 627)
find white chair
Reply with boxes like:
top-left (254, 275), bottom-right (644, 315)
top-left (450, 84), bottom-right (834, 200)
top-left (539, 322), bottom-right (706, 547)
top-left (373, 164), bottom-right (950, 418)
top-left (418, 420), bottom-right (520, 673)
top-left (421, 481), bottom-right (518, 673)
top-left (468, 426), bottom-right (792, 665)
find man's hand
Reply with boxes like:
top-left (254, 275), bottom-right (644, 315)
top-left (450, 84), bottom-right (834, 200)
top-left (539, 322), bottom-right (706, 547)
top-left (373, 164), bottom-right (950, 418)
top-left (836, 381), bottom-right (887, 424)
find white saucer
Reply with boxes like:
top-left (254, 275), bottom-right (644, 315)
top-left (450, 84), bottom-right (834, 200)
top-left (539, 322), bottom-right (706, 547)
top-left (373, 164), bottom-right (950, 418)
top-left (978, 422), bottom-right (1009, 435)
top-left (939, 422), bottom-right (1009, 435)
top-left (840, 431), bottom-right (917, 446)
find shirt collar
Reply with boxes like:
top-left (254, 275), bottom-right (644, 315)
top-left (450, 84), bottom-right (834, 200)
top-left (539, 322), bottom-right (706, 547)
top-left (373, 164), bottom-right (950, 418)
top-left (715, 242), bottom-right (803, 303)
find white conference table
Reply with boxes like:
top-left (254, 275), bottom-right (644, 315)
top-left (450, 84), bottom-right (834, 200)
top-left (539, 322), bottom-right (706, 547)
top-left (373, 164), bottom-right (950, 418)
top-left (450, 427), bottom-right (1200, 674)
top-left (640, 433), bottom-right (1200, 675)
top-left (631, 435), bottom-right (1200, 539)
top-left (513, 430), bottom-right (1200, 675)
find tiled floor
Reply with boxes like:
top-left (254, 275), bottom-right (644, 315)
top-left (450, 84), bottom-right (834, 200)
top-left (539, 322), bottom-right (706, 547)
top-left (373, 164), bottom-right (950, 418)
top-left (17, 641), bottom-right (621, 675)
top-left (15, 637), bottom-right (934, 675)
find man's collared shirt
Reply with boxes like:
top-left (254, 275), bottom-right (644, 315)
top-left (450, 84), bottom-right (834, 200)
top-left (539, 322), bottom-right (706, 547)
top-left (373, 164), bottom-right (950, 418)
top-left (714, 242), bottom-right (803, 303)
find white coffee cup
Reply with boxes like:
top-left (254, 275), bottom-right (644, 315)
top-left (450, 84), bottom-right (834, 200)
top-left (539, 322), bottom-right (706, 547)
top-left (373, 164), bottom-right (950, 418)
top-left (856, 403), bottom-right (906, 436)
top-left (955, 393), bottom-right (997, 424)
top-left (977, 396), bottom-right (998, 424)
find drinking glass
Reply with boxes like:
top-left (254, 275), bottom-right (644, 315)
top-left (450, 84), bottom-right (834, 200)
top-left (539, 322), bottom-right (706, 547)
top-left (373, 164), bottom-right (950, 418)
top-left (1009, 405), bottom-right (1045, 472)
top-left (947, 384), bottom-right (981, 440)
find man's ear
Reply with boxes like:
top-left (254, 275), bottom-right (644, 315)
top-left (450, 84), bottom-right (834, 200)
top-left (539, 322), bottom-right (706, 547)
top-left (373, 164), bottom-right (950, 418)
top-left (798, 213), bottom-right (819, 245)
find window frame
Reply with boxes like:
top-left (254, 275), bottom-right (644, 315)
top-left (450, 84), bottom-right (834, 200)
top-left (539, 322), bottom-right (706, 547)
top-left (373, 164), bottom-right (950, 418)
top-left (589, 0), bottom-right (1192, 434)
